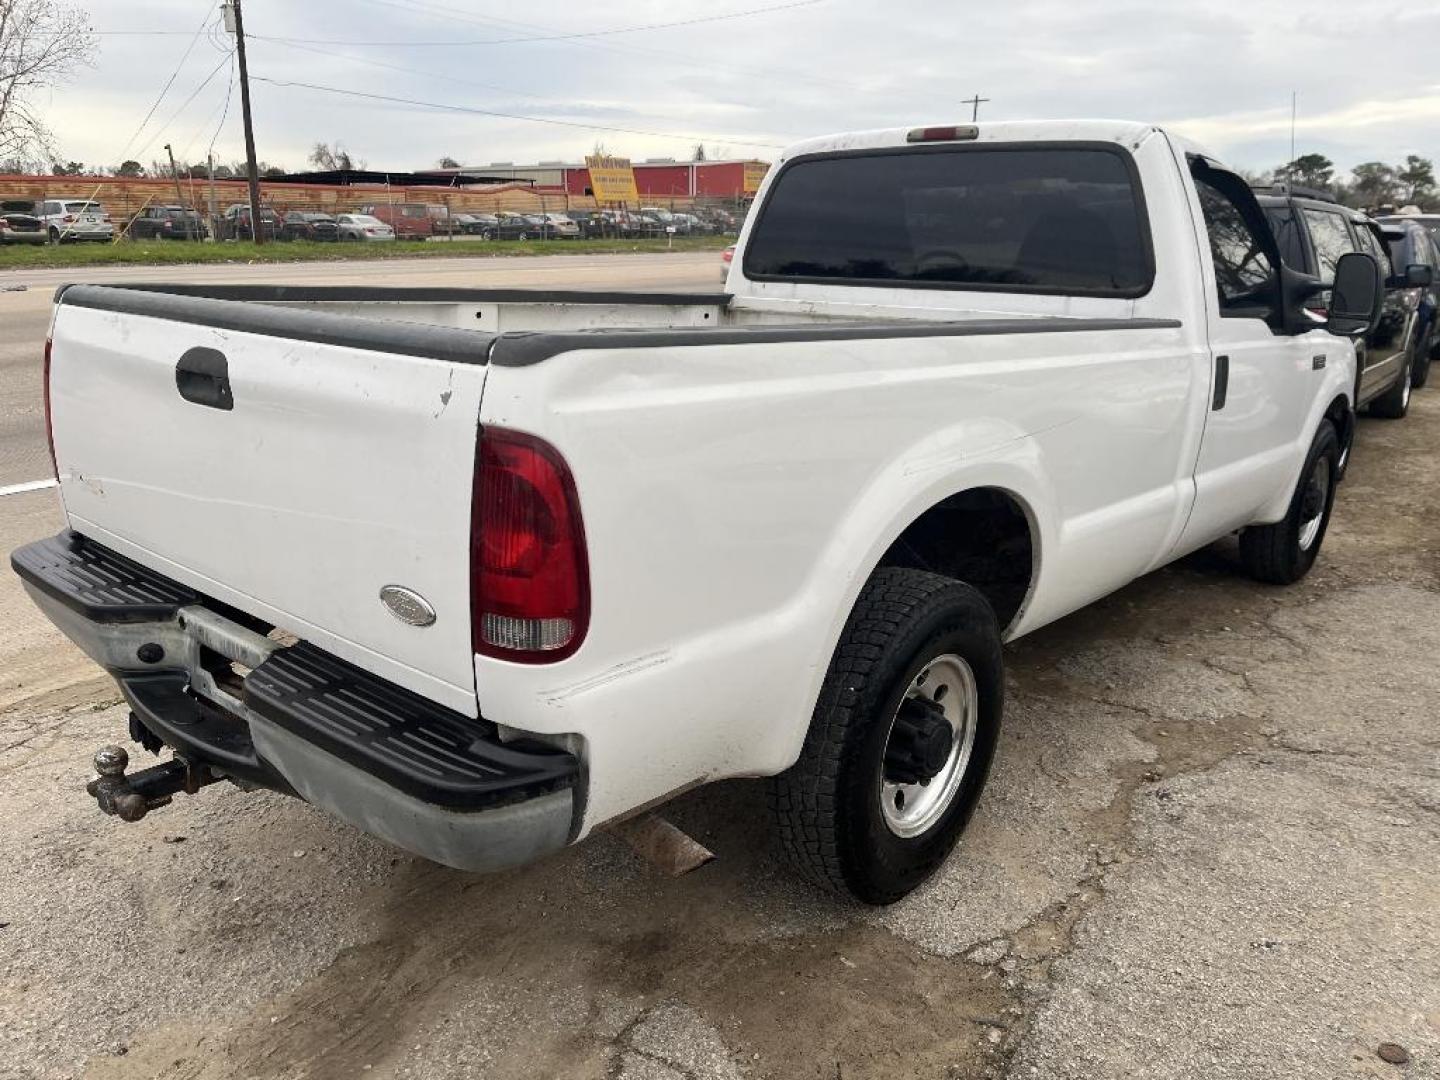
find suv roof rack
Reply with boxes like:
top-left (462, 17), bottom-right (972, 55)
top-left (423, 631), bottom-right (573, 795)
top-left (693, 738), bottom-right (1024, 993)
top-left (1252, 181), bottom-right (1338, 204)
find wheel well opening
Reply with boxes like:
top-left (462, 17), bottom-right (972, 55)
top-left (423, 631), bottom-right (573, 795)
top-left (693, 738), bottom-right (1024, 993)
top-left (878, 488), bottom-right (1035, 631)
top-left (1325, 394), bottom-right (1353, 452)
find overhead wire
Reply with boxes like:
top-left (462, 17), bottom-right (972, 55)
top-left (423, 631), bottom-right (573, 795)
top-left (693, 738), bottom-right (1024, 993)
top-left (248, 77), bottom-right (788, 150)
top-left (256, 0), bottom-right (822, 46)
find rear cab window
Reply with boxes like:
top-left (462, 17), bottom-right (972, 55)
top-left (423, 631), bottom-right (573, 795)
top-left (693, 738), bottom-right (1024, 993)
top-left (743, 143), bottom-right (1154, 296)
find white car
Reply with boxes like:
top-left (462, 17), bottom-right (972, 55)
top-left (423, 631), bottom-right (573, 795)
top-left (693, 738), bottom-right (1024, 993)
top-left (17, 120), bottom-right (1378, 903)
top-left (536, 213), bottom-right (580, 238)
top-left (40, 199), bottom-right (114, 242)
top-left (335, 213), bottom-right (395, 241)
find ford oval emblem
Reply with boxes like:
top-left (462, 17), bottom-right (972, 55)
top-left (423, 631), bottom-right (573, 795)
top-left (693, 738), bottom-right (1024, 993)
top-left (380, 585), bottom-right (436, 627)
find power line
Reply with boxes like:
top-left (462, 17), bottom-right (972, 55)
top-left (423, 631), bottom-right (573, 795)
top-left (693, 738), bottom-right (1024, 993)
top-left (116, 4), bottom-right (216, 161)
top-left (255, 35), bottom-right (561, 105)
top-left (251, 0), bottom-right (822, 47)
top-left (249, 76), bottom-right (787, 149)
top-left (135, 51), bottom-right (235, 162)
top-left (260, 0), bottom-right (854, 95)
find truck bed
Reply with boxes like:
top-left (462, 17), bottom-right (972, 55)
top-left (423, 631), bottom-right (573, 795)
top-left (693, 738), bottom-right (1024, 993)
top-left (58, 282), bottom-right (1175, 366)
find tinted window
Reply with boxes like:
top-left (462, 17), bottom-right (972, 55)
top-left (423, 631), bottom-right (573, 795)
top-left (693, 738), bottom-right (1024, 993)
top-left (743, 146), bottom-right (1152, 295)
top-left (1355, 224), bottom-right (1393, 278)
top-left (1265, 205), bottom-right (1306, 269)
top-left (1302, 208), bottom-right (1356, 282)
top-left (1193, 175), bottom-right (1275, 314)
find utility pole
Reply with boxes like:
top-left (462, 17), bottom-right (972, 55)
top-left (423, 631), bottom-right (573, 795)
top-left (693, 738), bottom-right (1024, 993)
top-left (206, 153), bottom-right (218, 241)
top-left (163, 143), bottom-right (192, 240)
top-left (962, 94), bottom-right (990, 122)
top-left (223, 0), bottom-right (265, 244)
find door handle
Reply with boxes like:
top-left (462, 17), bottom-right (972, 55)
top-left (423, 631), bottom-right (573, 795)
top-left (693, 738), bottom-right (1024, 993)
top-left (175, 347), bottom-right (233, 411)
top-left (1212, 354), bottom-right (1229, 410)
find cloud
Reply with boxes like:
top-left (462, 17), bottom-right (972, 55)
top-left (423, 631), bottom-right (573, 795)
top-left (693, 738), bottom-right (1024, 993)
top-left (38, 0), bottom-right (1440, 177)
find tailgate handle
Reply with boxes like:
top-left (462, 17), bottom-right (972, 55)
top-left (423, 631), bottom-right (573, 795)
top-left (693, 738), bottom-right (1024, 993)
top-left (175, 347), bottom-right (233, 411)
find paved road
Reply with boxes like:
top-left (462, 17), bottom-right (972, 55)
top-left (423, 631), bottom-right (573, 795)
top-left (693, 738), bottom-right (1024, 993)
top-left (0, 260), bottom-right (1436, 1080)
top-left (0, 252), bottom-right (719, 489)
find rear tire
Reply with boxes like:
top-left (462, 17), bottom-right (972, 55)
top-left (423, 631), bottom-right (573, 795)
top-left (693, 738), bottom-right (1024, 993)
top-left (771, 567), bottom-right (1003, 905)
top-left (1371, 352), bottom-right (1413, 419)
top-left (1413, 342), bottom-right (1433, 389)
top-left (1239, 420), bottom-right (1340, 585)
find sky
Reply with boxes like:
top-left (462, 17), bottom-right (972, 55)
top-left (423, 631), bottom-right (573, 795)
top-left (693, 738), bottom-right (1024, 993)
top-left (36, 0), bottom-right (1440, 176)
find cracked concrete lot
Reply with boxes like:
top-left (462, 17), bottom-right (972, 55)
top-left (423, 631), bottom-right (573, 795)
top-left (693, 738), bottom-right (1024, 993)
top-left (2, 281), bottom-right (1438, 1078)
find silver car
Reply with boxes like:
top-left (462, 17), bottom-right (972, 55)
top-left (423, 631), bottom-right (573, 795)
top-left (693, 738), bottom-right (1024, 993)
top-left (335, 214), bottom-right (396, 242)
top-left (40, 199), bottom-right (114, 243)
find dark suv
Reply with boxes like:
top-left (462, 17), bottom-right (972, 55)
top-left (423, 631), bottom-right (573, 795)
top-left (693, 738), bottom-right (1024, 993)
top-left (1259, 186), bottom-right (1431, 425)
top-left (1373, 215), bottom-right (1440, 384)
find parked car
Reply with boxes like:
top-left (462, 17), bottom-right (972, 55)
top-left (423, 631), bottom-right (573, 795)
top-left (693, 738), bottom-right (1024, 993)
top-left (1260, 187), bottom-right (1427, 422)
top-left (564, 210), bottom-right (604, 238)
top-left (452, 213), bottom-right (499, 237)
top-left (335, 213), bottom-right (395, 241)
top-left (129, 205), bottom-right (205, 241)
top-left (219, 204), bottom-right (282, 242)
top-left (1374, 215), bottom-right (1440, 384)
top-left (489, 211), bottom-right (538, 240)
top-left (358, 203), bottom-right (432, 240)
top-left (533, 212), bottom-right (580, 239)
top-left (720, 243), bottom-right (735, 280)
top-left (282, 211), bottom-right (340, 242)
top-left (1398, 213), bottom-right (1440, 248)
top-left (0, 200), bottom-right (48, 245)
top-left (19, 120), bottom-right (1380, 904)
top-left (425, 205), bottom-right (463, 236)
top-left (40, 199), bottom-right (114, 243)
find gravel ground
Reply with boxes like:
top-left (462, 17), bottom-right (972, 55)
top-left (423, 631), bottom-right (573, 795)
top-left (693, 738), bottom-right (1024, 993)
top-left (1, 371), bottom-right (1437, 1078)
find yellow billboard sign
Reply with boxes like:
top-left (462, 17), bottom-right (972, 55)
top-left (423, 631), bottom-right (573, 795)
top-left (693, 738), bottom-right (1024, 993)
top-left (742, 161), bottom-right (770, 194)
top-left (585, 155), bottom-right (639, 203)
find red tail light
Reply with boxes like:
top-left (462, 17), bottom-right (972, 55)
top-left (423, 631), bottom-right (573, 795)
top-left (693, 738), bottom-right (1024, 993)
top-left (471, 427), bottom-right (588, 662)
top-left (42, 337), bottom-right (57, 478)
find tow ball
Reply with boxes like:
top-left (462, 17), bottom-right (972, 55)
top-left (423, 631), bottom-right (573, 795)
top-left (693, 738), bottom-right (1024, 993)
top-left (85, 742), bottom-right (218, 822)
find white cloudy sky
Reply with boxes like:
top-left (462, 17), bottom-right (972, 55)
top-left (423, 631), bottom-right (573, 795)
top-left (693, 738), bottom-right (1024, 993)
top-left (39, 0), bottom-right (1440, 174)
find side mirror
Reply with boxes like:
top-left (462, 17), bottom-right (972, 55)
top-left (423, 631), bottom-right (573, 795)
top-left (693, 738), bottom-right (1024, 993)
top-left (1328, 252), bottom-right (1384, 337)
top-left (1406, 263), bottom-right (1434, 288)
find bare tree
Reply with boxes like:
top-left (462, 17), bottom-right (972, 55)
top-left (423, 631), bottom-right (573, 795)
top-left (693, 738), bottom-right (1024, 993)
top-left (0, 0), bottom-right (97, 163)
top-left (308, 141), bottom-right (362, 171)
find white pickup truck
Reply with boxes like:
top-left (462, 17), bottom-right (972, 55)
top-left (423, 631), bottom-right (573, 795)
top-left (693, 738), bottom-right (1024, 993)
top-left (14, 121), bottom-right (1384, 904)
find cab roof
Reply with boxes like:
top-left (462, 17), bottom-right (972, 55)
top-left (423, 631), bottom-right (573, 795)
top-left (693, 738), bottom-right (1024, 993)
top-left (777, 120), bottom-right (1165, 165)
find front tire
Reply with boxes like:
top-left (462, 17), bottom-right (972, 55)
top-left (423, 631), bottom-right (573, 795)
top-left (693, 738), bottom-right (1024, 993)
top-left (771, 568), bottom-right (1003, 904)
top-left (1239, 420), bottom-right (1340, 585)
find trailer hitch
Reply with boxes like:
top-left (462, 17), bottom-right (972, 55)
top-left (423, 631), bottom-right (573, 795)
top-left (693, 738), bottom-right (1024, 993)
top-left (85, 743), bottom-right (218, 822)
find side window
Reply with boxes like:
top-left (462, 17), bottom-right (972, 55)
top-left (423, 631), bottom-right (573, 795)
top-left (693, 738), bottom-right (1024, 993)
top-left (1193, 173), bottom-right (1277, 317)
top-left (1265, 205), bottom-right (1305, 269)
top-left (1356, 225), bottom-right (1393, 278)
top-left (1301, 208), bottom-right (1356, 282)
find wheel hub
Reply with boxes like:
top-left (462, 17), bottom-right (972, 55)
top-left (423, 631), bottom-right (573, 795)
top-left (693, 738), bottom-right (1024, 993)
top-left (883, 697), bottom-right (954, 785)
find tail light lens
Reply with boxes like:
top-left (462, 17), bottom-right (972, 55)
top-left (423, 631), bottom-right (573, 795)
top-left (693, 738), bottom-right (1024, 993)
top-left (472, 427), bottom-right (588, 662)
top-left (42, 337), bottom-right (57, 478)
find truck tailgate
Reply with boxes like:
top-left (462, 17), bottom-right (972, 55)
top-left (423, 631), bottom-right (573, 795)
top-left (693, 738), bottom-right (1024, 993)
top-left (48, 289), bottom-right (491, 714)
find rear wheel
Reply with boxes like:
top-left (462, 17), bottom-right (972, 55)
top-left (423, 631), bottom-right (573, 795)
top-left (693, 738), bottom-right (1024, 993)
top-left (1413, 340), bottom-right (1433, 389)
top-left (771, 568), bottom-right (1003, 904)
top-left (1371, 352), bottom-right (1413, 419)
top-left (1239, 420), bottom-right (1340, 585)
